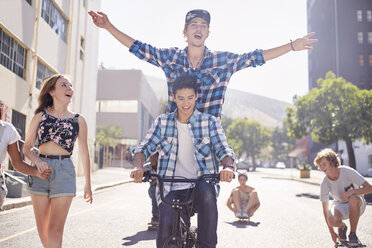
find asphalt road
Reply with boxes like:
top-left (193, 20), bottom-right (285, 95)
top-left (0, 171), bottom-right (371, 248)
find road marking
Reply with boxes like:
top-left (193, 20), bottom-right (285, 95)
top-left (0, 227), bottom-right (37, 243)
top-left (0, 199), bottom-right (119, 244)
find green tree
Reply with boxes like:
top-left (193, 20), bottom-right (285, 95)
top-left (96, 125), bottom-right (123, 167)
top-left (226, 119), bottom-right (271, 166)
top-left (285, 71), bottom-right (372, 169)
top-left (271, 121), bottom-right (295, 162)
top-left (221, 116), bottom-right (234, 131)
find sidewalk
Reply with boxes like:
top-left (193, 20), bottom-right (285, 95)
top-left (1, 166), bottom-right (134, 211)
top-left (255, 167), bottom-right (372, 186)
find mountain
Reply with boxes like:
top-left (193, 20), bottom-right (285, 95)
top-left (146, 75), bottom-right (291, 128)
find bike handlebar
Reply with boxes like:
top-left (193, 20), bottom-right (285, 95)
top-left (142, 171), bottom-right (222, 206)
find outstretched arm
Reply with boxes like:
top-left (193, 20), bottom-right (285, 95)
top-left (322, 202), bottom-right (338, 244)
top-left (262, 32), bottom-right (318, 61)
top-left (88, 11), bottom-right (135, 48)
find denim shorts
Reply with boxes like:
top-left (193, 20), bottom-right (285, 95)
top-left (28, 156), bottom-right (76, 198)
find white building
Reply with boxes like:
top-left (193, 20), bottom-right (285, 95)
top-left (0, 0), bottom-right (101, 175)
top-left (338, 140), bottom-right (372, 177)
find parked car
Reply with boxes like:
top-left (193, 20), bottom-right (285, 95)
top-left (236, 160), bottom-right (255, 171)
top-left (275, 162), bottom-right (286, 169)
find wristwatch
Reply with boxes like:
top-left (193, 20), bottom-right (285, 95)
top-left (222, 163), bottom-right (235, 172)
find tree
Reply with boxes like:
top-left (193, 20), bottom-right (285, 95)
top-left (96, 125), bottom-right (123, 167)
top-left (226, 119), bottom-right (271, 166)
top-left (285, 71), bottom-right (372, 169)
top-left (271, 121), bottom-right (295, 162)
top-left (221, 116), bottom-right (234, 131)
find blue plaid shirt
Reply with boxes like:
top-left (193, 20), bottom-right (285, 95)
top-left (132, 109), bottom-right (235, 199)
top-left (129, 40), bottom-right (265, 118)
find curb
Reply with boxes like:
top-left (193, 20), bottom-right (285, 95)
top-left (261, 175), bottom-right (321, 186)
top-left (1, 179), bottom-right (133, 212)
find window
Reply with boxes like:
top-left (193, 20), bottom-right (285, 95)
top-left (36, 60), bottom-right (54, 89)
top-left (367, 10), bottom-right (372, 22)
top-left (11, 110), bottom-right (26, 160)
top-left (41, 0), bottom-right (68, 42)
top-left (0, 27), bottom-right (27, 78)
top-left (368, 154), bottom-right (372, 169)
top-left (357, 10), bottom-right (363, 22)
top-left (359, 54), bottom-right (365, 67)
top-left (96, 100), bottom-right (138, 113)
top-left (358, 32), bottom-right (363, 44)
top-left (369, 54), bottom-right (372, 67)
top-left (25, 0), bottom-right (32, 5)
top-left (368, 32), bottom-right (372, 44)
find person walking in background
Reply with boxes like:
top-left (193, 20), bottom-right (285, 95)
top-left (226, 173), bottom-right (260, 221)
top-left (23, 75), bottom-right (93, 248)
top-left (0, 100), bottom-right (51, 210)
top-left (89, 9), bottom-right (317, 119)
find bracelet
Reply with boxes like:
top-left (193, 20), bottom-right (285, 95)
top-left (222, 163), bottom-right (235, 172)
top-left (290, 39), bottom-right (295, 51)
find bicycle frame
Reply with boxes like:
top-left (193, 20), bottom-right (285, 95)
top-left (143, 172), bottom-right (220, 248)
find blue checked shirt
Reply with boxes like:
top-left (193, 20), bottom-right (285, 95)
top-left (132, 109), bottom-right (235, 200)
top-left (129, 40), bottom-right (265, 118)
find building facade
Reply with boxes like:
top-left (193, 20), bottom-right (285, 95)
top-left (307, 0), bottom-right (372, 89)
top-left (307, 0), bottom-right (372, 175)
top-left (0, 0), bottom-right (101, 175)
top-left (96, 69), bottom-right (160, 163)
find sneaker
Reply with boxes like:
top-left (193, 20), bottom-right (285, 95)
top-left (348, 232), bottom-right (362, 247)
top-left (338, 224), bottom-right (347, 242)
top-left (242, 211), bottom-right (249, 219)
top-left (151, 217), bottom-right (159, 225)
top-left (235, 210), bottom-right (243, 218)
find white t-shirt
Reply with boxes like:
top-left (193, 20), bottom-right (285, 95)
top-left (320, 166), bottom-right (366, 203)
top-left (0, 120), bottom-right (21, 165)
top-left (171, 121), bottom-right (199, 191)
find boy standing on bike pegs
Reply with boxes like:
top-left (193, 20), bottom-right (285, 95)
top-left (131, 74), bottom-right (235, 248)
top-left (315, 148), bottom-right (372, 247)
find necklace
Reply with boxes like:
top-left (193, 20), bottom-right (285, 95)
top-left (189, 49), bottom-right (205, 69)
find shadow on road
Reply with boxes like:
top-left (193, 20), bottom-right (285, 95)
top-left (122, 230), bottom-right (157, 246)
top-left (224, 220), bottom-right (261, 229)
top-left (295, 193), bottom-right (320, 200)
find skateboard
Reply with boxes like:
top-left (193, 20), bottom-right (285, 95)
top-left (236, 216), bottom-right (250, 223)
top-left (147, 222), bottom-right (158, 230)
top-left (335, 241), bottom-right (366, 248)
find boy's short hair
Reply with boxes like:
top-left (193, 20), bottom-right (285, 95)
top-left (172, 74), bottom-right (198, 95)
top-left (314, 148), bottom-right (341, 168)
top-left (238, 173), bottom-right (248, 180)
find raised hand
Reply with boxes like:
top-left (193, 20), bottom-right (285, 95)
top-left (292, 32), bottom-right (318, 51)
top-left (88, 11), bottom-right (111, 29)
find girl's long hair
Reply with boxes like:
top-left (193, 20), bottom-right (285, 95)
top-left (35, 74), bottom-right (64, 114)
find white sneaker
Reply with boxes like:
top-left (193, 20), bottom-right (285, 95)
top-left (242, 211), bottom-right (249, 218)
top-left (235, 210), bottom-right (243, 218)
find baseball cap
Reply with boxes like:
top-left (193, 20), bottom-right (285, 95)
top-left (185, 9), bottom-right (211, 25)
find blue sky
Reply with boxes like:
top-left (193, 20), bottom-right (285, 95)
top-left (96, 0), bottom-right (311, 104)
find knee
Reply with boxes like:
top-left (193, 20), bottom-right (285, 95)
top-left (327, 214), bottom-right (340, 227)
top-left (48, 223), bottom-right (64, 236)
top-left (349, 195), bottom-right (361, 207)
